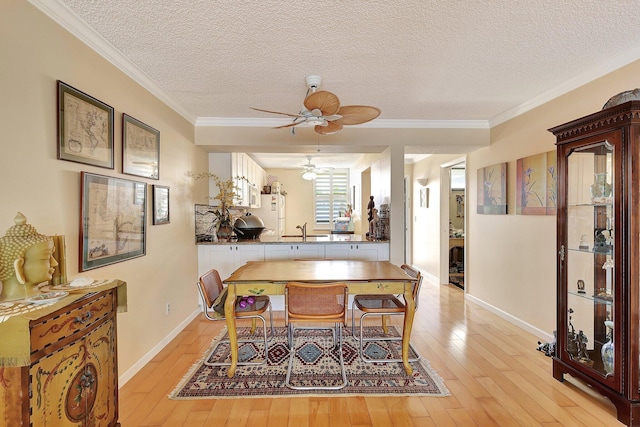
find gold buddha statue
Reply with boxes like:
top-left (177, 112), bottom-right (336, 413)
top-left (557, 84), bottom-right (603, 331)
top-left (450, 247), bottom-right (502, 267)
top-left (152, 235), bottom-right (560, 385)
top-left (0, 213), bottom-right (58, 301)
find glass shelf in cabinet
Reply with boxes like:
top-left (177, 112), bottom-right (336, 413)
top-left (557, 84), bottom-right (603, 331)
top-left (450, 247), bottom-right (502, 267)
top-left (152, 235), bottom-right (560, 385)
top-left (567, 247), bottom-right (613, 255)
top-left (568, 290), bottom-right (613, 304)
top-left (568, 200), bottom-right (613, 208)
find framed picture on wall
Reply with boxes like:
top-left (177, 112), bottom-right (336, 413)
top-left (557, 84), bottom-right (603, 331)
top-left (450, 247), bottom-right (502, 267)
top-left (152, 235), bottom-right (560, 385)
top-left (80, 172), bottom-right (147, 271)
top-left (420, 187), bottom-right (429, 208)
top-left (477, 162), bottom-right (507, 214)
top-left (516, 150), bottom-right (557, 215)
top-left (57, 80), bottom-right (114, 169)
top-left (122, 113), bottom-right (160, 180)
top-left (152, 185), bottom-right (170, 225)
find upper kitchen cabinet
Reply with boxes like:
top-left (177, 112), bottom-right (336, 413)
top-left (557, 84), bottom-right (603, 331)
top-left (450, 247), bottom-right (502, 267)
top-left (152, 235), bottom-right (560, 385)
top-left (209, 153), bottom-right (265, 208)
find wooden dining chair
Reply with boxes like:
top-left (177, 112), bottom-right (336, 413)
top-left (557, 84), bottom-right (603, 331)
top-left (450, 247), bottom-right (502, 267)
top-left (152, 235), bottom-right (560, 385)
top-left (351, 264), bottom-right (422, 363)
top-left (284, 282), bottom-right (349, 390)
top-left (197, 268), bottom-right (274, 366)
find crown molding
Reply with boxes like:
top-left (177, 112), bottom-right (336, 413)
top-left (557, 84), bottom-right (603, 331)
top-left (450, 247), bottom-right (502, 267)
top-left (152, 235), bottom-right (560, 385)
top-left (490, 44), bottom-right (640, 127)
top-left (28, 0), bottom-right (197, 124)
top-left (195, 117), bottom-right (490, 129)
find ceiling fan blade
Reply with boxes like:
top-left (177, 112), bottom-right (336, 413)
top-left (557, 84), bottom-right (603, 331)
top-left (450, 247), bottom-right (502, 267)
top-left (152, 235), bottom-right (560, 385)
top-left (250, 107), bottom-right (302, 118)
top-left (272, 121), bottom-right (302, 129)
top-left (336, 105), bottom-right (381, 125)
top-left (304, 91), bottom-right (340, 116)
top-left (315, 121), bottom-right (343, 135)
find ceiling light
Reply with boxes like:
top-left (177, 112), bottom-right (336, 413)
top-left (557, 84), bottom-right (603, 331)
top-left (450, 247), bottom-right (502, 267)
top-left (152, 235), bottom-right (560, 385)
top-left (302, 171), bottom-right (317, 180)
top-left (417, 178), bottom-right (428, 186)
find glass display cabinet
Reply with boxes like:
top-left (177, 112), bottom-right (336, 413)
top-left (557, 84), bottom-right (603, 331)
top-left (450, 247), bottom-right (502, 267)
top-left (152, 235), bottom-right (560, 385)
top-left (549, 101), bottom-right (640, 426)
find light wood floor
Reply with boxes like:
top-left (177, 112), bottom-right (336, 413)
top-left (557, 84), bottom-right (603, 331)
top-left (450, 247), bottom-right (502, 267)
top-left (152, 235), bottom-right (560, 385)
top-left (119, 278), bottom-right (625, 426)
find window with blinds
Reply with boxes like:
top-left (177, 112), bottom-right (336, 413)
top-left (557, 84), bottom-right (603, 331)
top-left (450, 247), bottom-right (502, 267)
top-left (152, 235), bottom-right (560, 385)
top-left (314, 169), bottom-right (349, 227)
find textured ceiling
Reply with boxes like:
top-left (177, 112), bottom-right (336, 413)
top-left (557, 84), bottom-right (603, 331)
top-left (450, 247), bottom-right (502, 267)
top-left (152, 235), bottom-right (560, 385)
top-left (33, 0), bottom-right (640, 168)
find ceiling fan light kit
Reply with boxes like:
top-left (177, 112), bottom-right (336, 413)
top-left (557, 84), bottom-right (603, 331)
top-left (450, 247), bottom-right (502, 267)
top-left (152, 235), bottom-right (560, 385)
top-left (250, 75), bottom-right (381, 135)
top-left (300, 155), bottom-right (331, 180)
top-left (302, 171), bottom-right (317, 181)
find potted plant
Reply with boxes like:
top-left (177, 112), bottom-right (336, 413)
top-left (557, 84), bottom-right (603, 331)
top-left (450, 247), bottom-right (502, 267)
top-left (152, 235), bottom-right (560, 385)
top-left (191, 172), bottom-right (247, 241)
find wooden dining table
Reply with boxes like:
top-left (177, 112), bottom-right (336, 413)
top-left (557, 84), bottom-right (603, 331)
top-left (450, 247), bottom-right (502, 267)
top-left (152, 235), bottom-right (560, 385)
top-left (222, 259), bottom-right (418, 377)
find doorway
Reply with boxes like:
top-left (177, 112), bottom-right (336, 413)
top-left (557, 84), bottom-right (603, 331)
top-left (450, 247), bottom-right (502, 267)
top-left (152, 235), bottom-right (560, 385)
top-left (448, 167), bottom-right (465, 289)
top-left (439, 159), bottom-right (466, 289)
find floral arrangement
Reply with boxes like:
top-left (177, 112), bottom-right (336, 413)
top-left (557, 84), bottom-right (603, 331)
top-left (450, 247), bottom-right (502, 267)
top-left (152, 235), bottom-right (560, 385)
top-left (190, 172), bottom-right (248, 232)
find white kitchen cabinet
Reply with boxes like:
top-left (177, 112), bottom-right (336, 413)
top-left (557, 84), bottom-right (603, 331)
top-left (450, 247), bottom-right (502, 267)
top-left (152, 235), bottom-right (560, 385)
top-left (208, 153), bottom-right (264, 208)
top-left (325, 242), bottom-right (389, 261)
top-left (264, 244), bottom-right (325, 260)
top-left (197, 244), bottom-right (265, 280)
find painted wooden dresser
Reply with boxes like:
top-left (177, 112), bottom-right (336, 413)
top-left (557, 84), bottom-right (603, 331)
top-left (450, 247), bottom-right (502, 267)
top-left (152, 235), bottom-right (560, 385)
top-left (0, 280), bottom-right (125, 426)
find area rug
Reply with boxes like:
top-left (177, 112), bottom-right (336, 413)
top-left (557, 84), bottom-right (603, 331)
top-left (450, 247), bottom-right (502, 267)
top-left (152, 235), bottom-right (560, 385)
top-left (170, 326), bottom-right (449, 399)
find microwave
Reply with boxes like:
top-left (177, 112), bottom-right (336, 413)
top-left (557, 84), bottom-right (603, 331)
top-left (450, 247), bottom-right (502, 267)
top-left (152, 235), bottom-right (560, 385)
top-left (249, 185), bottom-right (260, 208)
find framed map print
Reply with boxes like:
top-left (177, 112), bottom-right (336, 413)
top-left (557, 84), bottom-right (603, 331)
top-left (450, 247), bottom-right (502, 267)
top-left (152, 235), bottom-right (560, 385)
top-left (57, 81), bottom-right (114, 168)
top-left (122, 113), bottom-right (160, 180)
top-left (80, 172), bottom-right (147, 271)
top-left (152, 185), bottom-right (170, 225)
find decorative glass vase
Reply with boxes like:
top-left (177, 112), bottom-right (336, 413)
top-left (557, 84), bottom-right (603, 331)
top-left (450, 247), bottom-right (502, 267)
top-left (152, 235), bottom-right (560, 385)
top-left (217, 223), bottom-right (233, 241)
top-left (590, 173), bottom-right (612, 199)
top-left (601, 320), bottom-right (614, 375)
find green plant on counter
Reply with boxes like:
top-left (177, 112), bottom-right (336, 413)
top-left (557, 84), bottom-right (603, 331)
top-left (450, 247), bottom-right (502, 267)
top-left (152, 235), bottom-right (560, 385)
top-left (189, 172), bottom-right (249, 231)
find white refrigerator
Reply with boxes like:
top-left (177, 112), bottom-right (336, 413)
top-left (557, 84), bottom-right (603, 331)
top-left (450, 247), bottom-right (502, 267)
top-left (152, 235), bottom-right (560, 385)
top-left (252, 194), bottom-right (285, 237)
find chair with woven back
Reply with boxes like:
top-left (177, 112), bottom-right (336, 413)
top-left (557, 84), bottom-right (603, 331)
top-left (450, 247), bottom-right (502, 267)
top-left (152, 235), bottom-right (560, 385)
top-left (197, 268), bottom-right (274, 366)
top-left (351, 263), bottom-right (423, 363)
top-left (284, 282), bottom-right (349, 390)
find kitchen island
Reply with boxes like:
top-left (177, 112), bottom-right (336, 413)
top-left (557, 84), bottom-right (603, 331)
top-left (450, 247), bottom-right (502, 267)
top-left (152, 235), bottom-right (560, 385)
top-left (197, 234), bottom-right (389, 291)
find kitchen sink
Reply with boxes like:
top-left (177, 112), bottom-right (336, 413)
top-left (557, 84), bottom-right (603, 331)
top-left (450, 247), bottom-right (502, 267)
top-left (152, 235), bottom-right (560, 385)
top-left (281, 234), bottom-right (329, 238)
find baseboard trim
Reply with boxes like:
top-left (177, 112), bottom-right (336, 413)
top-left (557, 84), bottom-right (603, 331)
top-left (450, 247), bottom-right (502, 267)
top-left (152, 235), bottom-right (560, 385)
top-left (118, 308), bottom-right (201, 387)
top-left (465, 293), bottom-right (554, 343)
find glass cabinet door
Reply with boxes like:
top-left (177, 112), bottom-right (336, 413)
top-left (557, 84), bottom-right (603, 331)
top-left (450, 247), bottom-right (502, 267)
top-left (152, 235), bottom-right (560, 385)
top-left (564, 140), bottom-right (614, 378)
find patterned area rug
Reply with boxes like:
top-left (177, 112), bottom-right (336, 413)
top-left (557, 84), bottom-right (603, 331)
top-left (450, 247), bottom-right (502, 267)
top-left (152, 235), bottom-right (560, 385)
top-left (170, 326), bottom-right (449, 399)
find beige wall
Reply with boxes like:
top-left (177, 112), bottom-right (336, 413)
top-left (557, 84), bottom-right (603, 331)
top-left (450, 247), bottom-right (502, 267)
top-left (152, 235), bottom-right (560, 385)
top-left (1, 1), bottom-right (208, 382)
top-left (411, 57), bottom-right (640, 337)
top-left (470, 59), bottom-right (640, 335)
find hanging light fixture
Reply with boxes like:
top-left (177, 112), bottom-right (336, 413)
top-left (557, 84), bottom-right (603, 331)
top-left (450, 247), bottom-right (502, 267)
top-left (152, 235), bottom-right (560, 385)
top-left (302, 170), bottom-right (317, 180)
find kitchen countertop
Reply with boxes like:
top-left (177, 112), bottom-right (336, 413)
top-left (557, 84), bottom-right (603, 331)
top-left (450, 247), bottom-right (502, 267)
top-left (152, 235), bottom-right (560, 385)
top-left (197, 234), bottom-right (387, 245)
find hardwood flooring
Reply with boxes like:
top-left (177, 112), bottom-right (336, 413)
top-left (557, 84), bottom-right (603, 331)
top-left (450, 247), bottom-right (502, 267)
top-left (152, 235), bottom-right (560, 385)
top-left (119, 278), bottom-right (624, 426)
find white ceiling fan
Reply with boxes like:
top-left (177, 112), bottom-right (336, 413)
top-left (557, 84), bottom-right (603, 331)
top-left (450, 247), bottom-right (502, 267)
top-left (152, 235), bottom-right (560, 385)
top-left (251, 75), bottom-right (381, 135)
top-left (301, 156), bottom-right (332, 180)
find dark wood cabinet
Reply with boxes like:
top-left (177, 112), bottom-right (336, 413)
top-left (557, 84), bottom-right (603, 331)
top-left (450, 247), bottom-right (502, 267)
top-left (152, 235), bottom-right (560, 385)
top-left (549, 101), bottom-right (640, 426)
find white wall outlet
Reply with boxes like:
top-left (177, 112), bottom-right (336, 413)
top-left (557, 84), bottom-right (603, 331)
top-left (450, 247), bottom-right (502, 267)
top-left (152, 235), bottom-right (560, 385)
top-left (165, 302), bottom-right (171, 315)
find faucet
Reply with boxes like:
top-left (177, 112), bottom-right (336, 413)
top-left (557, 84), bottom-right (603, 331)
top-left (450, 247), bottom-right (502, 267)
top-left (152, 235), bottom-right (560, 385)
top-left (296, 222), bottom-right (307, 240)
